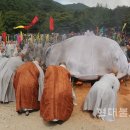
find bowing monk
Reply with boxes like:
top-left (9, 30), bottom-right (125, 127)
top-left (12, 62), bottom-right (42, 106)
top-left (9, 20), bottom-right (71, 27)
top-left (13, 57), bottom-right (44, 116)
top-left (83, 69), bottom-right (120, 121)
top-left (40, 62), bottom-right (75, 123)
top-left (0, 50), bottom-right (26, 103)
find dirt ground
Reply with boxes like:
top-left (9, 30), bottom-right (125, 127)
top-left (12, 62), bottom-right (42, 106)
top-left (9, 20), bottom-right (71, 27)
top-left (0, 80), bottom-right (130, 130)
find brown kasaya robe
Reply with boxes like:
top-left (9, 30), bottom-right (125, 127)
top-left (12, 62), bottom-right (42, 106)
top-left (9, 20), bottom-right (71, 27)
top-left (13, 62), bottom-right (40, 111)
top-left (40, 65), bottom-right (73, 122)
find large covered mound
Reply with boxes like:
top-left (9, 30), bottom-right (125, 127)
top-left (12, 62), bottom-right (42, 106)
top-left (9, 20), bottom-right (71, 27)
top-left (45, 34), bottom-right (128, 80)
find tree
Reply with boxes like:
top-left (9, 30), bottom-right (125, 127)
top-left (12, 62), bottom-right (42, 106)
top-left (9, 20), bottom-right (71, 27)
top-left (0, 0), bottom-right (130, 33)
top-left (0, 11), bottom-right (5, 33)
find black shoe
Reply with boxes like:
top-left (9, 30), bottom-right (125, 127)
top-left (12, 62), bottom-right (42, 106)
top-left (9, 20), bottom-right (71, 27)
top-left (17, 110), bottom-right (23, 115)
top-left (1, 102), bottom-right (9, 104)
top-left (56, 120), bottom-right (64, 125)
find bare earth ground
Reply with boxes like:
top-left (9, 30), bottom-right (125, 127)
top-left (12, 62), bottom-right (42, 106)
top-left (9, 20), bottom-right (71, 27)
top-left (0, 80), bottom-right (130, 130)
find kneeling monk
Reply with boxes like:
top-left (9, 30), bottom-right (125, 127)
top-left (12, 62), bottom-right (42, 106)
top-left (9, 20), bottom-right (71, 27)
top-left (13, 58), bottom-right (44, 116)
top-left (83, 70), bottom-right (120, 121)
top-left (40, 63), bottom-right (74, 123)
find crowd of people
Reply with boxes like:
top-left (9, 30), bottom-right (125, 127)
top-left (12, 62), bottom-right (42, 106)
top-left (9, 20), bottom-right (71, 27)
top-left (0, 29), bottom-right (129, 123)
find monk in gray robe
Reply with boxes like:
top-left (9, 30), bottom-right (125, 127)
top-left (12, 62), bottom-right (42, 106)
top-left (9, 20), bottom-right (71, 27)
top-left (0, 52), bottom-right (25, 103)
top-left (0, 57), bottom-right (9, 72)
top-left (0, 45), bottom-right (5, 60)
top-left (0, 45), bottom-right (8, 70)
top-left (83, 71), bottom-right (120, 121)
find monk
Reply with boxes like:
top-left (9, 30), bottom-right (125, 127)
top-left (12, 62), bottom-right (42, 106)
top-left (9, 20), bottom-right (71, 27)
top-left (40, 63), bottom-right (74, 123)
top-left (0, 51), bottom-right (26, 103)
top-left (0, 45), bottom-right (3, 59)
top-left (0, 45), bottom-right (5, 59)
top-left (13, 57), bottom-right (44, 116)
top-left (83, 69), bottom-right (120, 121)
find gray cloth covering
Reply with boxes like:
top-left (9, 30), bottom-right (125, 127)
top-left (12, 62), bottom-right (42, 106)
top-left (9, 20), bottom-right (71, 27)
top-left (83, 73), bottom-right (120, 121)
top-left (0, 56), bottom-right (23, 102)
top-left (45, 34), bottom-right (128, 80)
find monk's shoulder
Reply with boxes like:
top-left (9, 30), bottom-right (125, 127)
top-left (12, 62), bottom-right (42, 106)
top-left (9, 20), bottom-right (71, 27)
top-left (46, 65), bottom-right (56, 71)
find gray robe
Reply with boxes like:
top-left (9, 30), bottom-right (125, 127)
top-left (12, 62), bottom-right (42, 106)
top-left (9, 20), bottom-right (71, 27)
top-left (0, 57), bottom-right (9, 72)
top-left (0, 56), bottom-right (23, 102)
top-left (83, 73), bottom-right (120, 121)
top-left (0, 51), bottom-right (2, 60)
top-left (33, 61), bottom-right (44, 101)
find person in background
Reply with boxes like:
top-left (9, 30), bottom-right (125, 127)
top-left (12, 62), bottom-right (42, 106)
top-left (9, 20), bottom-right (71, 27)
top-left (126, 38), bottom-right (130, 62)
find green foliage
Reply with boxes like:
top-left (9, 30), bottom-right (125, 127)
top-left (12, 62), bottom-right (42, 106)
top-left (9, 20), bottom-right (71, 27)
top-left (64, 3), bottom-right (89, 11)
top-left (0, 11), bottom-right (5, 33)
top-left (0, 0), bottom-right (130, 33)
